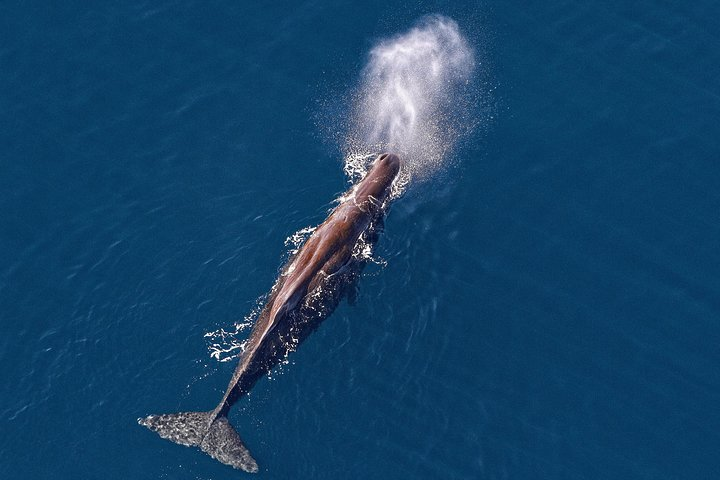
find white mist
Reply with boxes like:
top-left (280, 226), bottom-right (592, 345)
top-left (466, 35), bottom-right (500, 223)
top-left (345, 15), bottom-right (476, 185)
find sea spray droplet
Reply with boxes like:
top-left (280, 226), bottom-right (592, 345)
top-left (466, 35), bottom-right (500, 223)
top-left (345, 15), bottom-right (477, 185)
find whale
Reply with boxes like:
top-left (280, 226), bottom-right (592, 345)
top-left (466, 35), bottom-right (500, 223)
top-left (139, 153), bottom-right (401, 473)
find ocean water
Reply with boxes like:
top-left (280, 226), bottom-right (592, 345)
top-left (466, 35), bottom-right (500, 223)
top-left (2, 1), bottom-right (720, 479)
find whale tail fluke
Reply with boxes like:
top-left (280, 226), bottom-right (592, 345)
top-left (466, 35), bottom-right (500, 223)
top-left (138, 411), bottom-right (259, 473)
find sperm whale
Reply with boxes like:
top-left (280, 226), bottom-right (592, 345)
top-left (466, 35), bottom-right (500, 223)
top-left (139, 153), bottom-right (401, 472)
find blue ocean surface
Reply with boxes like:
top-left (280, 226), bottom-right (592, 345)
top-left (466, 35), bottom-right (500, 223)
top-left (2, 1), bottom-right (720, 479)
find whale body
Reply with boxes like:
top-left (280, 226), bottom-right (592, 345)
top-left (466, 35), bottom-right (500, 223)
top-left (139, 153), bottom-right (401, 472)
